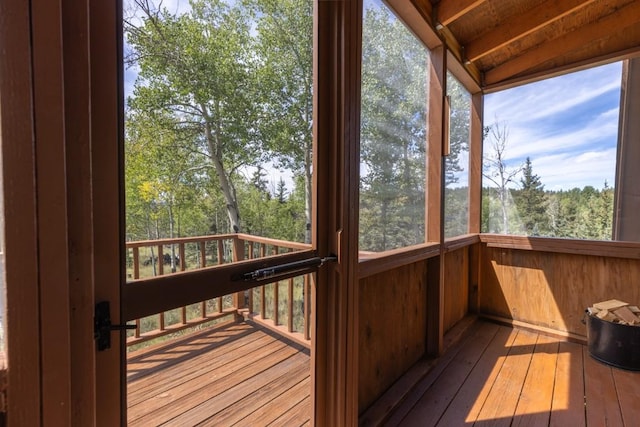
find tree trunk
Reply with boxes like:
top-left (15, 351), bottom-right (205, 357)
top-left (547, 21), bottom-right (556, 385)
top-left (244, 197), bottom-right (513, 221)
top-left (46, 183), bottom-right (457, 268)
top-left (201, 103), bottom-right (242, 233)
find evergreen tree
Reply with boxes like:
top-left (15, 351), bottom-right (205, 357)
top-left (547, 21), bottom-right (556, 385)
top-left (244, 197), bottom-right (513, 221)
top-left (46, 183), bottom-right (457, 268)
top-left (359, 4), bottom-right (427, 251)
top-left (515, 157), bottom-right (548, 235)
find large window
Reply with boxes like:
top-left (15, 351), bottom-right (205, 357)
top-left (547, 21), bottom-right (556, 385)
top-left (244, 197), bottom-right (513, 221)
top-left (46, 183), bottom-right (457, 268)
top-left (359, 0), bottom-right (429, 252)
top-left (482, 62), bottom-right (621, 240)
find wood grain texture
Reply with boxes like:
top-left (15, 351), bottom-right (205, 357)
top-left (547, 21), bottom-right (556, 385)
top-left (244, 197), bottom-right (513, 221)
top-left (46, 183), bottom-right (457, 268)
top-left (398, 322), bottom-right (499, 426)
top-left (443, 247), bottom-right (469, 333)
top-left (583, 346), bottom-right (624, 426)
top-left (436, 326), bottom-right (518, 426)
top-left (549, 341), bottom-right (585, 427)
top-left (0, 0), bottom-right (42, 424)
top-left (32, 0), bottom-right (72, 424)
top-left (474, 329), bottom-right (538, 427)
top-left (127, 322), bottom-right (310, 426)
top-left (358, 261), bottom-right (427, 413)
top-left (363, 322), bottom-right (637, 427)
top-left (511, 334), bottom-right (559, 426)
top-left (479, 244), bottom-right (640, 337)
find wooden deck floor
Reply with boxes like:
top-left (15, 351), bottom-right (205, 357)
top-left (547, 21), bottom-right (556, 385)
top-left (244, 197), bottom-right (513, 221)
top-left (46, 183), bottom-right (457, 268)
top-left (126, 321), bottom-right (311, 426)
top-left (370, 320), bottom-right (640, 426)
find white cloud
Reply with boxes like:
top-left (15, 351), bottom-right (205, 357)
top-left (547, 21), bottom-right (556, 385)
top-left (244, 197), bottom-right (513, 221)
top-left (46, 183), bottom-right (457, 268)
top-left (484, 62), bottom-right (622, 190)
top-left (485, 62), bottom-right (622, 126)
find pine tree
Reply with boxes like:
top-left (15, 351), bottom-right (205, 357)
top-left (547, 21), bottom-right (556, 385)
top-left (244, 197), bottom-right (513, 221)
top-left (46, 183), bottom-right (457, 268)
top-left (516, 157), bottom-right (548, 235)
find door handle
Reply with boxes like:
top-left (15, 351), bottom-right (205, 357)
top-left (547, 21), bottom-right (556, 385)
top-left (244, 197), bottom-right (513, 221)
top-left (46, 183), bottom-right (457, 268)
top-left (238, 255), bottom-right (337, 282)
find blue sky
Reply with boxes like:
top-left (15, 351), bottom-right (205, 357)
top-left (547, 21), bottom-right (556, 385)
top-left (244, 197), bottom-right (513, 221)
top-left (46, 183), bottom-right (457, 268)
top-left (484, 62), bottom-right (622, 191)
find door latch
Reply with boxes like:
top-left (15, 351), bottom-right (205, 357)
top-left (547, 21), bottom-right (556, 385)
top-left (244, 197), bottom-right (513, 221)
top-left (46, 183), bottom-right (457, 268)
top-left (94, 301), bottom-right (136, 351)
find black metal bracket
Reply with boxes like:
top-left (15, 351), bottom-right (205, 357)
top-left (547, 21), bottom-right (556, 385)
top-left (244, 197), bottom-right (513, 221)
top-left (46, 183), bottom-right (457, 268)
top-left (238, 255), bottom-right (337, 282)
top-left (94, 301), bottom-right (136, 351)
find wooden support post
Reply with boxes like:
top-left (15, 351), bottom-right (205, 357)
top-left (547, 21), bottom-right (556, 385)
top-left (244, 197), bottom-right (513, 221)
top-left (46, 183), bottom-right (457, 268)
top-left (274, 281), bottom-right (280, 326)
top-left (232, 236), bottom-right (245, 309)
top-left (217, 239), bottom-right (225, 265)
top-left (469, 91), bottom-right (483, 234)
top-left (288, 277), bottom-right (294, 332)
top-left (133, 247), bottom-right (140, 279)
top-left (426, 45), bottom-right (446, 243)
top-left (157, 245), bottom-right (164, 275)
top-left (159, 313), bottom-right (165, 331)
top-left (304, 274), bottom-right (311, 341)
top-left (199, 241), bottom-right (206, 268)
top-left (135, 319), bottom-right (141, 338)
top-left (614, 58), bottom-right (640, 241)
top-left (260, 244), bottom-right (266, 318)
top-left (179, 243), bottom-right (186, 271)
top-left (426, 45), bottom-right (447, 357)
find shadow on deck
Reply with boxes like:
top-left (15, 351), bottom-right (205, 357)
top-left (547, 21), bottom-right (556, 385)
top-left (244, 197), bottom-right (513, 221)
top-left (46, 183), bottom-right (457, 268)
top-left (126, 320), bottom-right (311, 426)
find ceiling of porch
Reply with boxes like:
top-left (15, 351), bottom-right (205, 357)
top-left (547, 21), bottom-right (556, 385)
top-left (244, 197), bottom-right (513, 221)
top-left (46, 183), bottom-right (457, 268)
top-left (415, 0), bottom-right (640, 89)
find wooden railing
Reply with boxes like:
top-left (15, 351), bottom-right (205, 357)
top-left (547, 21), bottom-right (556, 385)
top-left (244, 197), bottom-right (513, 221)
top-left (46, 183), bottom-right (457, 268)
top-left (125, 233), bottom-right (312, 349)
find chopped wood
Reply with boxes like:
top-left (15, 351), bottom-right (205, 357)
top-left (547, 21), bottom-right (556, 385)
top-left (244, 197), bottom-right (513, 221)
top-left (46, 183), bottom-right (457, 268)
top-left (612, 306), bottom-right (640, 324)
top-left (588, 299), bottom-right (640, 326)
top-left (593, 299), bottom-right (629, 311)
top-left (587, 307), bottom-right (601, 315)
top-left (596, 309), bottom-right (617, 322)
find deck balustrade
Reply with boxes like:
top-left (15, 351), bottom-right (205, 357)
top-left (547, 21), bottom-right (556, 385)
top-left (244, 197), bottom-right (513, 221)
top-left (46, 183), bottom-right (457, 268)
top-left (125, 233), bottom-right (313, 349)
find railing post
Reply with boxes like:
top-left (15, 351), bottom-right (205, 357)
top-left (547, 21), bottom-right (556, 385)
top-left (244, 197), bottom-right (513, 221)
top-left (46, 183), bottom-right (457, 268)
top-left (304, 274), bottom-right (310, 341)
top-left (179, 243), bottom-right (186, 271)
top-left (288, 277), bottom-right (294, 332)
top-left (157, 244), bottom-right (164, 276)
top-left (232, 236), bottom-right (245, 309)
top-left (217, 239), bottom-right (224, 265)
top-left (272, 246), bottom-right (279, 325)
top-left (200, 240), bottom-right (207, 318)
top-left (132, 247), bottom-right (140, 279)
top-left (260, 244), bottom-right (266, 318)
top-left (248, 242), bottom-right (255, 313)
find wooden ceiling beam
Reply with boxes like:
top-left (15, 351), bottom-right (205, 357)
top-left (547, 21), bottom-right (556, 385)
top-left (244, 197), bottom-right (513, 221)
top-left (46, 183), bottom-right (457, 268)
top-left (484, 0), bottom-right (640, 86)
top-left (466, 0), bottom-right (596, 63)
top-left (436, 0), bottom-right (487, 26)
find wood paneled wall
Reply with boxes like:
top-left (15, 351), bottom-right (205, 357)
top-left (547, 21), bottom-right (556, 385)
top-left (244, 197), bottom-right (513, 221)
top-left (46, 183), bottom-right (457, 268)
top-left (358, 261), bottom-right (427, 413)
top-left (480, 243), bottom-right (640, 338)
top-left (443, 247), bottom-right (470, 332)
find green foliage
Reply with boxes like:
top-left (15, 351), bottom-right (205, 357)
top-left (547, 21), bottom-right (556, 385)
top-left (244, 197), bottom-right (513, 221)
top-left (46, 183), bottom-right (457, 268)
top-left (444, 74), bottom-right (472, 238)
top-left (482, 177), bottom-right (615, 240)
top-left (514, 157), bottom-right (549, 235)
top-left (359, 5), bottom-right (427, 251)
top-left (125, 0), bottom-right (311, 242)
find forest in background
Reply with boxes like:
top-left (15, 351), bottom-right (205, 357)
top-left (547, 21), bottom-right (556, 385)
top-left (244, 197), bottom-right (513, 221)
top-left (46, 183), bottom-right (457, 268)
top-left (124, 0), bottom-right (617, 259)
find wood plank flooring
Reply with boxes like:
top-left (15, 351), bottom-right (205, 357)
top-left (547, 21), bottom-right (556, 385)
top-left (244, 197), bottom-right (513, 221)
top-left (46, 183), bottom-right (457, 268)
top-left (127, 321), bottom-right (310, 426)
top-left (374, 321), bottom-right (640, 426)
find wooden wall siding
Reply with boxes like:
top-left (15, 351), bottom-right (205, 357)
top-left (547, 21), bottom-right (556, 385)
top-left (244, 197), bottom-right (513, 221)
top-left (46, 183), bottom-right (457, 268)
top-left (443, 247), bottom-right (469, 333)
top-left (358, 261), bottom-right (427, 413)
top-left (479, 246), bottom-right (640, 337)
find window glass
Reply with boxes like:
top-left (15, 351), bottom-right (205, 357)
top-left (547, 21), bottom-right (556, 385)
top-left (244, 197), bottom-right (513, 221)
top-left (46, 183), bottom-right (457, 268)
top-left (482, 62), bottom-right (621, 240)
top-left (444, 73), bottom-right (471, 238)
top-left (359, 0), bottom-right (429, 252)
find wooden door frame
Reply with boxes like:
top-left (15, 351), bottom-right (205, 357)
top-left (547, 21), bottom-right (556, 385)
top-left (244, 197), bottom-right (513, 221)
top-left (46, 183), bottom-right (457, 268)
top-left (0, 0), bottom-right (120, 424)
top-left (313, 0), bottom-right (361, 425)
top-left (0, 0), bottom-right (362, 424)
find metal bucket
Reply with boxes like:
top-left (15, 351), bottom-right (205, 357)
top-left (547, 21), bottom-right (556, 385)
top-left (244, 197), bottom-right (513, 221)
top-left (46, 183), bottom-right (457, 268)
top-left (586, 312), bottom-right (640, 371)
